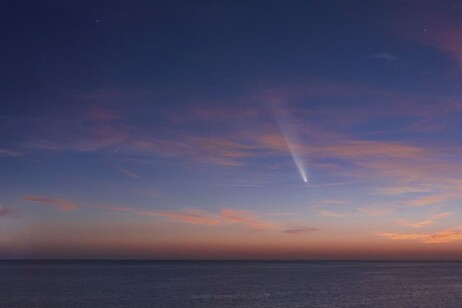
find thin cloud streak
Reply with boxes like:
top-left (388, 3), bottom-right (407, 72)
top-left (220, 208), bottom-right (275, 230)
top-left (378, 227), bottom-right (462, 244)
top-left (397, 212), bottom-right (451, 228)
top-left (97, 205), bottom-right (220, 226)
top-left (282, 227), bottom-right (318, 234)
top-left (118, 167), bottom-right (140, 178)
top-left (99, 205), bottom-right (276, 231)
top-left (23, 195), bottom-right (77, 211)
top-left (0, 149), bottom-right (22, 157)
top-left (0, 204), bottom-right (19, 217)
top-left (319, 210), bottom-right (350, 218)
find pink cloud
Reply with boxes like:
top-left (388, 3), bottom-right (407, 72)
top-left (376, 186), bottom-right (432, 195)
top-left (220, 208), bottom-right (275, 230)
top-left (100, 204), bottom-right (280, 231)
top-left (0, 204), bottom-right (19, 217)
top-left (98, 205), bottom-right (220, 226)
top-left (282, 227), bottom-right (318, 234)
top-left (318, 210), bottom-right (350, 218)
top-left (23, 195), bottom-right (77, 211)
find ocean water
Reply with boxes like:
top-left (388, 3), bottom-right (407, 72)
top-left (1, 261), bottom-right (462, 307)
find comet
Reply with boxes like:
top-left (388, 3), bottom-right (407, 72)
top-left (274, 111), bottom-right (309, 183)
top-left (282, 130), bottom-right (309, 183)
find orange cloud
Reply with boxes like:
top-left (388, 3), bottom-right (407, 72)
top-left (425, 229), bottom-right (462, 244)
top-left (23, 195), bottom-right (77, 211)
top-left (377, 232), bottom-right (426, 241)
top-left (99, 205), bottom-right (277, 230)
top-left (403, 194), bottom-right (457, 207)
top-left (378, 227), bottom-right (462, 244)
top-left (397, 212), bottom-right (451, 228)
top-left (318, 210), bottom-right (350, 218)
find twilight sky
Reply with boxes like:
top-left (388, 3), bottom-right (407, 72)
top-left (2, 1), bottom-right (462, 259)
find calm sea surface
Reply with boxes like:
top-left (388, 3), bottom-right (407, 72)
top-left (1, 261), bottom-right (462, 307)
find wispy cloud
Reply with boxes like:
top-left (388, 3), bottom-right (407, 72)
top-left (118, 167), bottom-right (140, 178)
top-left (402, 193), bottom-right (457, 207)
top-left (282, 227), bottom-right (318, 234)
top-left (99, 205), bottom-right (276, 230)
top-left (319, 210), bottom-right (350, 218)
top-left (23, 195), bottom-right (77, 211)
top-left (378, 227), bottom-right (462, 244)
top-left (0, 149), bottom-right (22, 157)
top-left (319, 206), bottom-right (392, 218)
top-left (319, 199), bottom-right (351, 205)
top-left (357, 207), bottom-right (392, 217)
top-left (397, 212), bottom-right (451, 228)
top-left (220, 208), bottom-right (275, 230)
top-left (376, 186), bottom-right (432, 195)
top-left (98, 205), bottom-right (220, 226)
top-left (0, 204), bottom-right (19, 217)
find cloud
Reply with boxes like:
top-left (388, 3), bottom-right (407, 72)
top-left (20, 192), bottom-right (279, 231)
top-left (131, 137), bottom-right (254, 167)
top-left (23, 195), bottom-right (77, 211)
top-left (315, 141), bottom-right (424, 159)
top-left (118, 167), bottom-right (140, 178)
top-left (425, 229), bottom-right (462, 244)
top-left (0, 204), bottom-right (19, 217)
top-left (377, 232), bottom-right (425, 241)
top-left (402, 194), bottom-right (457, 207)
top-left (357, 207), bottom-right (392, 217)
top-left (378, 227), bottom-right (462, 244)
top-left (319, 199), bottom-right (351, 205)
top-left (319, 207), bottom-right (392, 218)
top-left (0, 149), bottom-right (22, 157)
top-left (376, 186), bottom-right (432, 195)
top-left (397, 212), bottom-right (451, 228)
top-left (220, 208), bottom-right (275, 230)
top-left (370, 52), bottom-right (396, 60)
top-left (99, 205), bottom-right (276, 230)
top-left (282, 227), bottom-right (318, 234)
top-left (98, 205), bottom-right (221, 226)
top-left (318, 210), bottom-right (350, 218)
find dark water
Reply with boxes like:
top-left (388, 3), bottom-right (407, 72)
top-left (1, 261), bottom-right (462, 307)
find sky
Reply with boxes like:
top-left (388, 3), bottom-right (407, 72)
top-left (2, 0), bottom-right (462, 260)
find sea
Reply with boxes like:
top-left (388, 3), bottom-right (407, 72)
top-left (1, 260), bottom-right (462, 307)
